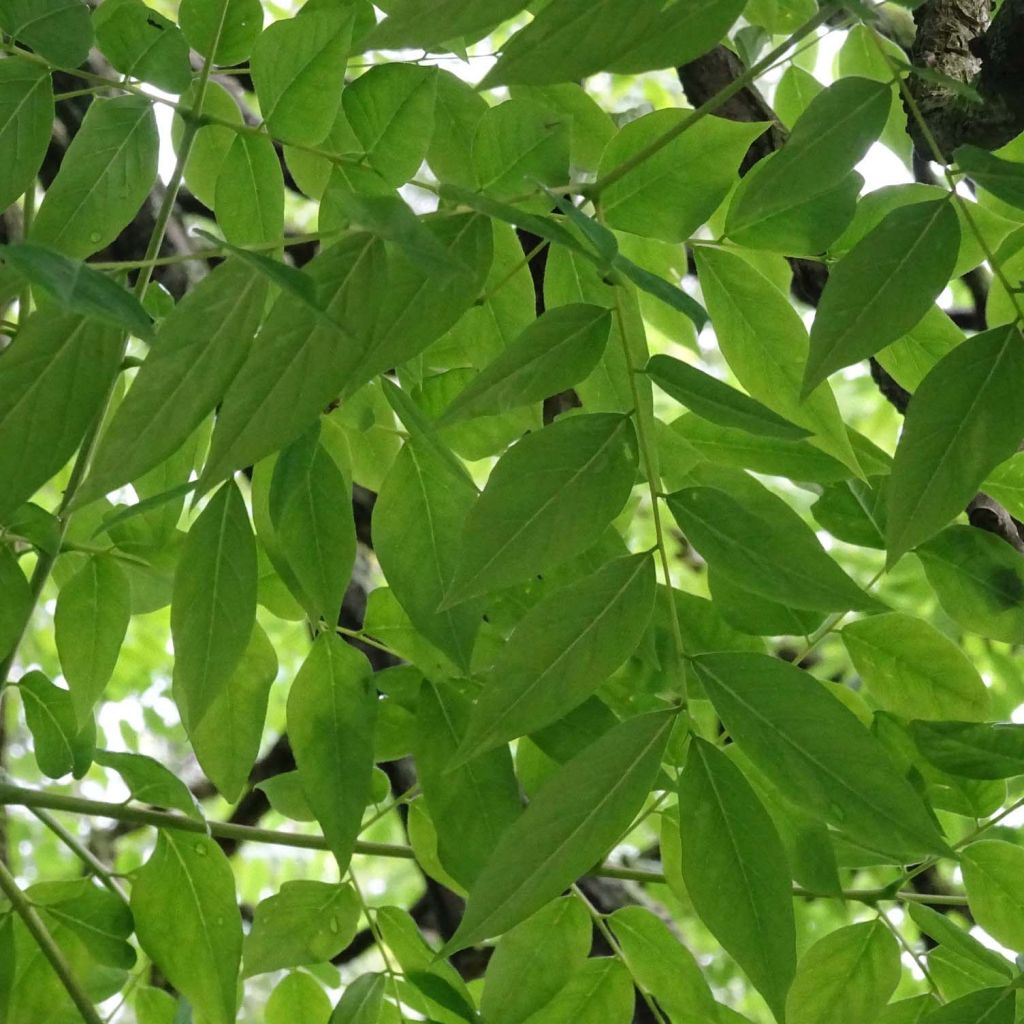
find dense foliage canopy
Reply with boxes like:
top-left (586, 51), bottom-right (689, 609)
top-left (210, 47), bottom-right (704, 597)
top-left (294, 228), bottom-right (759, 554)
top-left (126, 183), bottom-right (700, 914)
top-left (6, 0), bottom-right (1024, 1022)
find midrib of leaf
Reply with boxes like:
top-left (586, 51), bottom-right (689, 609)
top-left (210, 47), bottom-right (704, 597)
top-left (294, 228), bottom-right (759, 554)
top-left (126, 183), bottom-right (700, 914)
top-left (44, 906), bottom-right (125, 946)
top-left (362, 74), bottom-right (430, 156)
top-left (454, 416), bottom-right (630, 598)
top-left (890, 333), bottom-right (1014, 555)
top-left (698, 659), bottom-right (942, 851)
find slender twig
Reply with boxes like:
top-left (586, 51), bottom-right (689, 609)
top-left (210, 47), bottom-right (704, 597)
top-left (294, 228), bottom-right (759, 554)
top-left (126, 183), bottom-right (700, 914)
top-left (28, 806), bottom-right (128, 902)
top-left (0, 858), bottom-right (105, 1024)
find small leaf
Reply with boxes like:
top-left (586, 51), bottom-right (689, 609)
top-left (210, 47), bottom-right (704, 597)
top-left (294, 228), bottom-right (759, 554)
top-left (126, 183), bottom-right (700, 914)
top-left (446, 413), bottom-right (638, 605)
top-left (886, 324), bottom-right (1024, 565)
top-left (457, 552), bottom-right (656, 761)
top-left (287, 633), bottom-right (377, 874)
top-left (961, 840), bottom-right (1024, 952)
top-left (441, 304), bottom-right (611, 424)
top-left (804, 199), bottom-right (960, 392)
top-left (691, 652), bottom-right (951, 859)
top-left (94, 749), bottom-right (201, 818)
top-left (93, 0), bottom-right (192, 92)
top-left (54, 556), bottom-right (131, 727)
top-left (266, 973), bottom-right (331, 1024)
top-left (785, 921), bottom-right (900, 1024)
top-left (330, 973), bottom-right (386, 1024)
top-left (677, 738), bottom-right (795, 1020)
top-left (171, 480), bottom-right (258, 729)
top-left (131, 831), bottom-right (242, 1024)
top-left (32, 95), bottom-right (158, 258)
top-left (445, 709), bottom-right (675, 951)
top-left (842, 612), bottom-right (989, 721)
top-left (18, 670), bottom-right (94, 779)
top-left (244, 881), bottom-right (360, 977)
top-left (646, 354), bottom-right (810, 440)
top-left (957, 144), bottom-right (1024, 209)
top-left (666, 485), bottom-right (878, 613)
top-left (909, 720), bottom-right (1024, 779)
top-left (0, 56), bottom-right (54, 212)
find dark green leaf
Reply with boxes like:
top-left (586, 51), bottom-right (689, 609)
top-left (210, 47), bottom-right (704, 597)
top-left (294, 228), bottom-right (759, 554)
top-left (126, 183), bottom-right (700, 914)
top-left (93, 0), bottom-right (192, 92)
top-left (0, 0), bottom-right (92, 67)
top-left (18, 670), bottom-right (93, 779)
top-left (179, 0), bottom-right (262, 66)
top-left (94, 749), bottom-right (201, 818)
top-left (910, 720), bottom-right (1024, 779)
top-left (956, 144), bottom-right (1024, 209)
top-left (0, 56), bottom-right (53, 211)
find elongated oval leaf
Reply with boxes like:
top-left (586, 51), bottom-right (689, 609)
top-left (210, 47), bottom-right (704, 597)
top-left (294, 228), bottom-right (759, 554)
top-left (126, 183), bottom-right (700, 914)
top-left (457, 552), bottom-right (656, 762)
top-left (804, 199), bottom-right (960, 392)
top-left (786, 921), bottom-right (900, 1024)
top-left (956, 145), bottom-right (1024, 210)
top-left (446, 413), bottom-right (639, 605)
top-left (909, 720), bottom-right (1024, 779)
top-left (0, 56), bottom-right (53, 211)
top-left (286, 633), bottom-right (377, 874)
top-left (678, 738), bottom-right (795, 1020)
top-left (842, 612), bottom-right (989, 721)
top-left (886, 324), bottom-right (1024, 565)
top-left (646, 354), bottom-right (810, 440)
top-left (691, 652), bottom-right (951, 859)
top-left (171, 480), bottom-right (257, 729)
top-left (442, 304), bottom-right (611, 423)
top-left (54, 556), bottom-right (131, 727)
top-left (32, 95), bottom-right (158, 258)
top-left (215, 132), bottom-right (284, 246)
top-left (131, 831), bottom-right (242, 1024)
top-left (365, 0), bottom-right (527, 50)
top-left (331, 973), bottom-right (386, 1024)
top-left (94, 749), bottom-right (200, 818)
top-left (18, 670), bottom-right (94, 780)
top-left (961, 840), bottom-right (1024, 951)
top-left (445, 709), bottom-right (675, 951)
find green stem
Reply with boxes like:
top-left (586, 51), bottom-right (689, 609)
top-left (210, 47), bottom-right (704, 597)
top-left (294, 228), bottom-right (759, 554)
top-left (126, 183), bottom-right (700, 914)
top-left (28, 806), bottom-right (127, 902)
top-left (586, 1), bottom-right (842, 198)
top-left (0, 781), bottom-right (969, 904)
top-left (0, 858), bottom-right (105, 1024)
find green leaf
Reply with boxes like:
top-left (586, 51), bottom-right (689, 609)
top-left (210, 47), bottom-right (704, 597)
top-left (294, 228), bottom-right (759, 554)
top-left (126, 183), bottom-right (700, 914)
top-left (909, 720), bottom-right (1024, 779)
top-left (78, 259), bottom-right (267, 505)
top-left (481, 897), bottom-right (591, 1024)
top-left (189, 623), bottom-right (278, 802)
top-left (646, 354), bottom-right (810, 440)
top-left (199, 233), bottom-right (385, 486)
top-left (0, 56), bottom-right (53, 211)
top-left (94, 749), bottom-right (201, 818)
top-left (457, 553), bottom-right (656, 761)
top-left (812, 476), bottom-right (887, 549)
top-left (18, 670), bottom-right (93, 779)
top-left (446, 413), bottom-right (638, 606)
top-left (330, 973), bottom-right (386, 1024)
top-left (32, 95), bottom-right (158, 258)
top-left (267, 973), bottom-right (331, 1024)
top-left (918, 525), bottom-right (1024, 642)
top-left (804, 199), bottom-right (959, 392)
top-left (516, 958), bottom-right (633, 1024)
top-left (54, 556), bottom-right (130, 727)
top-left (244, 881), bottom-right (360, 977)
top-left (726, 77), bottom-right (891, 237)
top-left (691, 652), bottom-right (952, 859)
top-left (0, 0), bottom-right (92, 67)
top-left (256, 770), bottom-right (315, 822)
top-left (2, 242), bottom-right (152, 337)
top-left (270, 431), bottom-right (355, 623)
top-left (961, 840), bottom-right (1024, 952)
top-left (30, 878), bottom-right (134, 970)
top-left (415, 681), bottom-right (522, 887)
top-left (482, 0), bottom-right (662, 87)
top-left (0, 312), bottom-right (122, 520)
top-left (886, 325), bottom-right (1024, 565)
top-left (907, 903), bottom-right (1013, 979)
top-left (922, 988), bottom-right (1014, 1024)
top-left (445, 709), bottom-right (675, 951)
top-left (842, 612), bottom-right (989, 721)
top-left (0, 547), bottom-right (32, 662)
top-left (786, 921), bottom-right (900, 1024)
top-left (599, 110), bottom-right (767, 244)
top-left (374, 435), bottom-right (480, 670)
top-left (215, 132), bottom-right (285, 246)
top-left (287, 633), bottom-right (377, 873)
top-left (134, 987), bottom-right (177, 1024)
top-left (179, 0), bottom-right (262, 66)
top-left (956, 145), bottom-right (1024, 210)
top-left (171, 480), bottom-right (257, 729)
top-left (132, 831), bottom-right (241, 1024)
top-left (694, 247), bottom-right (861, 475)
top-left (441, 304), bottom-right (611, 424)
top-left (607, 0), bottom-right (747, 72)
top-left (251, 10), bottom-right (352, 146)
top-left (666, 485), bottom-right (878, 613)
top-left (677, 738), bottom-right (795, 1020)
top-left (343, 64), bottom-right (437, 186)
top-left (93, 0), bottom-right (192, 93)
top-left (608, 905), bottom-right (718, 1023)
